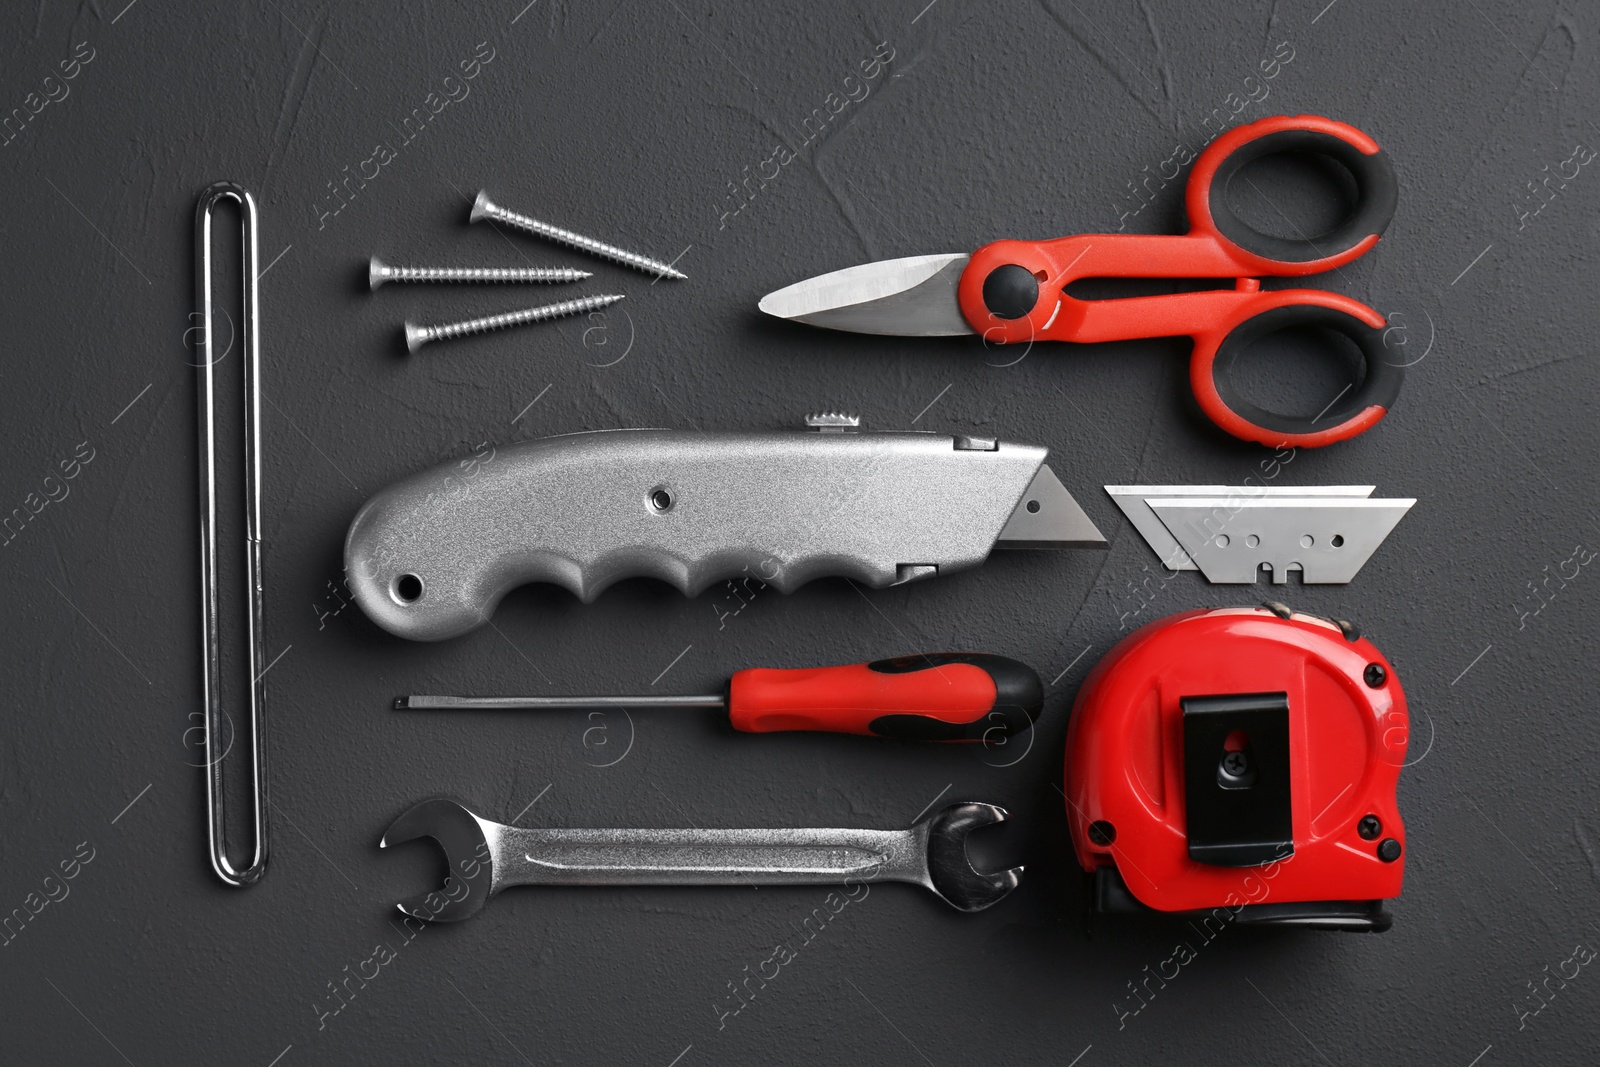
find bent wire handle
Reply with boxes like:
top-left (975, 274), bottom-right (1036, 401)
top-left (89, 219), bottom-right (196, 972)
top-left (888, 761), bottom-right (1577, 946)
top-left (196, 181), bottom-right (268, 886)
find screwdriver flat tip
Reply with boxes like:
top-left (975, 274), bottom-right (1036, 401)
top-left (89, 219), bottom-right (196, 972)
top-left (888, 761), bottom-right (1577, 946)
top-left (470, 189), bottom-right (688, 281)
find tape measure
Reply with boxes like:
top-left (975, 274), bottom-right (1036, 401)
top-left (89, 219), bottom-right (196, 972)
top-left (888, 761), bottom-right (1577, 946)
top-left (1064, 604), bottom-right (1407, 931)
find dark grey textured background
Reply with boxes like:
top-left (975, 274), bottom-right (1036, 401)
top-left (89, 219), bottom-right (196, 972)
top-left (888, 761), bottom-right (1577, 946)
top-left (3, 1), bottom-right (1598, 1064)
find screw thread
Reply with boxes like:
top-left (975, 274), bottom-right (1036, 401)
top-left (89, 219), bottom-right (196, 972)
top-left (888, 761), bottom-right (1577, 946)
top-left (477, 198), bottom-right (687, 280)
top-left (412, 294), bottom-right (625, 351)
top-left (393, 265), bottom-right (591, 284)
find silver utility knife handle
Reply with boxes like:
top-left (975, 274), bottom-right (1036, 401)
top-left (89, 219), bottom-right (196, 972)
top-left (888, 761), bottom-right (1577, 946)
top-left (344, 426), bottom-right (1095, 641)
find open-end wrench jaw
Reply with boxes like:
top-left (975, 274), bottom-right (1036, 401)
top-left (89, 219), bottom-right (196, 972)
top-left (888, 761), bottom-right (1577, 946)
top-left (379, 798), bottom-right (499, 922)
top-left (923, 803), bottom-right (1022, 913)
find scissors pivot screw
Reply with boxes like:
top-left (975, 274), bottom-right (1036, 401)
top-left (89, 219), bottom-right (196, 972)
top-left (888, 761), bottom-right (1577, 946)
top-left (981, 263), bottom-right (1039, 319)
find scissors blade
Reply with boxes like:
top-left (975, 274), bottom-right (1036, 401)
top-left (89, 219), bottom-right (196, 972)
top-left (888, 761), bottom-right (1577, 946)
top-left (758, 254), bottom-right (975, 336)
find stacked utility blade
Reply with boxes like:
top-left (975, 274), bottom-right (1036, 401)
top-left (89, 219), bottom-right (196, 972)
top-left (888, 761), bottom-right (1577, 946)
top-left (1106, 486), bottom-right (1414, 584)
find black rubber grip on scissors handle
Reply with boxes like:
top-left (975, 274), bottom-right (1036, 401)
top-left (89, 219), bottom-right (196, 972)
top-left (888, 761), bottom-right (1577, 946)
top-left (1208, 304), bottom-right (1403, 441)
top-left (1208, 129), bottom-right (1398, 265)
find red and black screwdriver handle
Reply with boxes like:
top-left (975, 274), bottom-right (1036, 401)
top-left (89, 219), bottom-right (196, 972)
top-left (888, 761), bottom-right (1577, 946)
top-left (956, 114), bottom-right (1402, 448)
top-left (725, 653), bottom-right (1044, 741)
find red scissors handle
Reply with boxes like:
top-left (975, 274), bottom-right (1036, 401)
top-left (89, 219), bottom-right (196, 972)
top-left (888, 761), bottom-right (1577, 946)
top-left (957, 115), bottom-right (1400, 448)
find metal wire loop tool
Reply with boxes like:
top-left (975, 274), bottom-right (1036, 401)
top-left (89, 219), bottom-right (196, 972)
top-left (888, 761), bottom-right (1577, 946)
top-left (194, 181), bottom-right (269, 887)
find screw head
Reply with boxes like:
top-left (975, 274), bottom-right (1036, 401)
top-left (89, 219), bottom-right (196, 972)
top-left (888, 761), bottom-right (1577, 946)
top-left (469, 189), bottom-right (495, 224)
top-left (403, 321), bottom-right (430, 354)
top-left (1358, 815), bottom-right (1382, 840)
top-left (1364, 663), bottom-right (1387, 688)
top-left (1221, 751), bottom-right (1251, 777)
top-left (1377, 837), bottom-right (1402, 862)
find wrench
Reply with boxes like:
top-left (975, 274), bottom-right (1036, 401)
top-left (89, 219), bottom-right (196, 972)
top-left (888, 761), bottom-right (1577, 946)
top-left (379, 798), bottom-right (1022, 921)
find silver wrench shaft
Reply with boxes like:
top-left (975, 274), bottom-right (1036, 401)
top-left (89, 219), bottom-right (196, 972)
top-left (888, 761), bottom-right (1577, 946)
top-left (493, 825), bottom-right (930, 888)
top-left (380, 798), bottom-right (1021, 918)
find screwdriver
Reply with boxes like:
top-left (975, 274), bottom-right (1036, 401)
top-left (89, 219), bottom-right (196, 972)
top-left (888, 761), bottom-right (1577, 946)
top-left (396, 653), bottom-right (1043, 741)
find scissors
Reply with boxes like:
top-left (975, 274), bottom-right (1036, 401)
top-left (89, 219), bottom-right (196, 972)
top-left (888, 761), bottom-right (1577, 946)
top-left (758, 114), bottom-right (1400, 448)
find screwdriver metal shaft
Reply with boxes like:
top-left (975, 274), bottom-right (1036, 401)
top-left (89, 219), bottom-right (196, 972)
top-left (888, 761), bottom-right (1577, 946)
top-left (397, 694), bottom-right (724, 710)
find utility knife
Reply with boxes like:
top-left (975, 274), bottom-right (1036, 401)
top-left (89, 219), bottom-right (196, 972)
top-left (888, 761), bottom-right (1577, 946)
top-left (345, 415), bottom-right (1105, 641)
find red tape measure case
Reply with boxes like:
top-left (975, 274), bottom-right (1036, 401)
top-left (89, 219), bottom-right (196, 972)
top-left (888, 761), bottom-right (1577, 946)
top-left (1064, 606), bottom-right (1407, 931)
